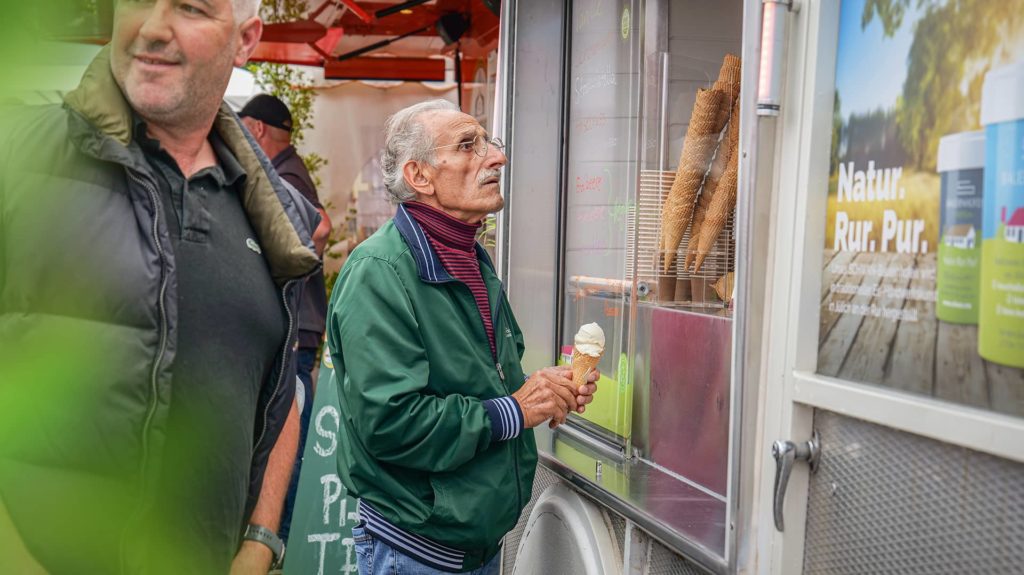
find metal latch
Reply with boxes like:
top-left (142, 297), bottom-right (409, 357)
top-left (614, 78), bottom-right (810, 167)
top-left (771, 430), bottom-right (820, 531)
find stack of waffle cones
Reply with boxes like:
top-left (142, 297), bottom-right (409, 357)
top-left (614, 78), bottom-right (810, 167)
top-left (659, 87), bottom-right (723, 275)
top-left (658, 54), bottom-right (743, 298)
top-left (693, 98), bottom-right (741, 273)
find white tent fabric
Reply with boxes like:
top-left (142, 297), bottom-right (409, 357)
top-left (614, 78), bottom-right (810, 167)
top-left (300, 80), bottom-right (457, 274)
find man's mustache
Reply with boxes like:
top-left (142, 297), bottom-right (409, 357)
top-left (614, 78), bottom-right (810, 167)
top-left (478, 169), bottom-right (502, 185)
top-left (130, 42), bottom-right (183, 64)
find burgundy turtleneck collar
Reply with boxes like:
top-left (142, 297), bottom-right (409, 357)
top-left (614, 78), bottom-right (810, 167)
top-left (403, 201), bottom-right (480, 254)
top-left (403, 200), bottom-right (497, 359)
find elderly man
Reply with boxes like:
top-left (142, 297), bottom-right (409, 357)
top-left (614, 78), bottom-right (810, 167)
top-left (326, 99), bottom-right (599, 575)
top-left (0, 0), bottom-right (318, 573)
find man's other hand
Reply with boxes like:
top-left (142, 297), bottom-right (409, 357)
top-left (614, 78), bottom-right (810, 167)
top-left (229, 540), bottom-right (274, 575)
top-left (511, 367), bottom-right (579, 428)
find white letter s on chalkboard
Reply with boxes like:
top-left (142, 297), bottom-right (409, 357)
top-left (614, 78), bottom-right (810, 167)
top-left (314, 406), bottom-right (340, 457)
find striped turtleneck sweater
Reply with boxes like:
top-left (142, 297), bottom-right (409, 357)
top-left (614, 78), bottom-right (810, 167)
top-left (403, 201), bottom-right (496, 358)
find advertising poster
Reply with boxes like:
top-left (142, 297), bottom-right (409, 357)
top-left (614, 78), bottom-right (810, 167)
top-left (820, 0), bottom-right (1024, 417)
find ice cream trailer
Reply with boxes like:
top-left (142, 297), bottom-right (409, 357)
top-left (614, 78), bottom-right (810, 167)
top-left (492, 0), bottom-right (1024, 573)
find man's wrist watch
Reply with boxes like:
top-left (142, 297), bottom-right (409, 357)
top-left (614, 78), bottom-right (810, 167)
top-left (242, 523), bottom-right (286, 569)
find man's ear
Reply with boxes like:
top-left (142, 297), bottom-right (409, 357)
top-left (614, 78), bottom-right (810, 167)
top-left (234, 17), bottom-right (264, 67)
top-left (402, 161), bottom-right (435, 197)
top-left (242, 117), bottom-right (264, 140)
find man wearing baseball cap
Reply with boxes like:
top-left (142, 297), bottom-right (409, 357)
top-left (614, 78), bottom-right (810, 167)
top-left (240, 94), bottom-right (332, 544)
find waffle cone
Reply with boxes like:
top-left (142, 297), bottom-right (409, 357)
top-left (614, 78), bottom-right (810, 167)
top-left (660, 88), bottom-right (724, 273)
top-left (713, 272), bottom-right (736, 302)
top-left (711, 55), bottom-right (742, 131)
top-left (693, 99), bottom-right (741, 272)
top-left (694, 152), bottom-right (739, 272)
top-left (572, 349), bottom-right (603, 388)
top-left (684, 193), bottom-right (710, 272)
top-left (684, 120), bottom-right (736, 270)
top-left (657, 256), bottom-right (678, 302)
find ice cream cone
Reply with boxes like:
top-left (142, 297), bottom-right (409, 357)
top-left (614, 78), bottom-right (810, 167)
top-left (572, 348), bottom-right (603, 388)
top-left (571, 322), bottom-right (606, 388)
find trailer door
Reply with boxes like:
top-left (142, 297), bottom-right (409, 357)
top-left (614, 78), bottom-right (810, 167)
top-left (755, 1), bottom-right (1024, 573)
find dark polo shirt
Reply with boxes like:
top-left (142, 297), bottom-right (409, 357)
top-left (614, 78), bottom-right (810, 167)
top-left (134, 117), bottom-right (286, 573)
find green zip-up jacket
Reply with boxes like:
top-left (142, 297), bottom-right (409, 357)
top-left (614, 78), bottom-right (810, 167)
top-left (326, 204), bottom-right (537, 572)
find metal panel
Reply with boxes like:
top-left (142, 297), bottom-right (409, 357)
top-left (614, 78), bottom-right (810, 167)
top-left (502, 465), bottom-right (563, 573)
top-left (500, 0), bottom-right (567, 373)
top-left (503, 465), bottom-right (708, 575)
top-left (804, 410), bottom-right (1024, 574)
top-left (640, 306), bottom-right (731, 497)
top-left (535, 435), bottom-right (727, 572)
top-left (648, 538), bottom-right (709, 575)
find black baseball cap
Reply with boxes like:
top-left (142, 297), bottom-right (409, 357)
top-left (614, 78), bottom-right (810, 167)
top-left (239, 94), bottom-right (294, 133)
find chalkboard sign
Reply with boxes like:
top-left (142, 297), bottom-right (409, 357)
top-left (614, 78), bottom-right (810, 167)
top-left (282, 348), bottom-right (359, 575)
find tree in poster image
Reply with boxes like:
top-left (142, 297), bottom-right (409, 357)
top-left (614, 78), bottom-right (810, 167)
top-left (831, 92), bottom-right (843, 176)
top-left (863, 0), bottom-right (1024, 171)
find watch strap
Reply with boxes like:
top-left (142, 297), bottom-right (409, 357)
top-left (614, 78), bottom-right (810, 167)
top-left (243, 523), bottom-right (285, 569)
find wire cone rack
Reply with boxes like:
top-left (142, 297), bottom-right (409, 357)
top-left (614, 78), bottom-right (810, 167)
top-left (629, 169), bottom-right (735, 312)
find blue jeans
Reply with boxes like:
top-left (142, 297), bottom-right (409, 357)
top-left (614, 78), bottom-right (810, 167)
top-left (352, 525), bottom-right (500, 575)
top-left (279, 345), bottom-right (318, 542)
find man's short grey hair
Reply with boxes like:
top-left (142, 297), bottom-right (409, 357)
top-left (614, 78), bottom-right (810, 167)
top-left (381, 99), bottom-right (459, 204)
top-left (233, 0), bottom-right (261, 23)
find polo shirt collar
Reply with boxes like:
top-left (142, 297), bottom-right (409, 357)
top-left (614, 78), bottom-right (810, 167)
top-left (131, 114), bottom-right (246, 189)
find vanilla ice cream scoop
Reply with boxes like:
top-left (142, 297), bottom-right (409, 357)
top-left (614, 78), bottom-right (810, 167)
top-left (573, 322), bottom-right (605, 357)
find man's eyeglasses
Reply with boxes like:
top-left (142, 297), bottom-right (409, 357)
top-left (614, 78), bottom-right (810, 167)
top-left (429, 134), bottom-right (505, 157)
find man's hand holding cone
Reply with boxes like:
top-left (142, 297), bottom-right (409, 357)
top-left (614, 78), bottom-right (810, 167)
top-left (512, 366), bottom-right (598, 429)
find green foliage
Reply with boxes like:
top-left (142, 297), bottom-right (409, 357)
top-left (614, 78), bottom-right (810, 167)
top-left (861, 0), bottom-right (920, 37)
top-left (477, 213), bottom-right (497, 249)
top-left (260, 0), bottom-right (307, 23)
top-left (864, 0), bottom-right (1024, 170)
top-left (830, 91), bottom-right (843, 174)
top-left (248, 0), bottom-right (328, 184)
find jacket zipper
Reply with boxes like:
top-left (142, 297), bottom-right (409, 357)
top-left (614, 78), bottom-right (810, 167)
top-left (252, 278), bottom-right (298, 456)
top-left (440, 271), bottom-right (526, 518)
top-left (121, 170), bottom-right (171, 573)
top-left (491, 285), bottom-right (523, 515)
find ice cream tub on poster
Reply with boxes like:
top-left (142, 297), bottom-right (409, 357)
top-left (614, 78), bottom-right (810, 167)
top-left (979, 60), bottom-right (1024, 368)
top-left (936, 131), bottom-right (985, 324)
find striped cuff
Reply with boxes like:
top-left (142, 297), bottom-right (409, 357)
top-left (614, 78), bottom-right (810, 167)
top-left (483, 396), bottom-right (524, 442)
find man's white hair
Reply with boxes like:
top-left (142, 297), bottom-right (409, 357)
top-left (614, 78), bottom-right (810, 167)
top-left (233, 0), bottom-right (261, 23)
top-left (381, 99), bottom-right (459, 204)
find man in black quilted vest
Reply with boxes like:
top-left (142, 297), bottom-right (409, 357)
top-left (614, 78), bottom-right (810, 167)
top-left (0, 0), bottom-right (320, 573)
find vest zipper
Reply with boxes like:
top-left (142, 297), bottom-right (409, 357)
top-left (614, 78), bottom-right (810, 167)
top-left (120, 170), bottom-right (170, 573)
top-left (252, 278), bottom-right (298, 456)
top-left (131, 171), bottom-right (170, 482)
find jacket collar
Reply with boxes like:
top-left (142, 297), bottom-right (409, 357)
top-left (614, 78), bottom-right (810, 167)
top-left (270, 144), bottom-right (299, 170)
top-left (62, 46), bottom-right (320, 285)
top-left (393, 203), bottom-right (496, 284)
